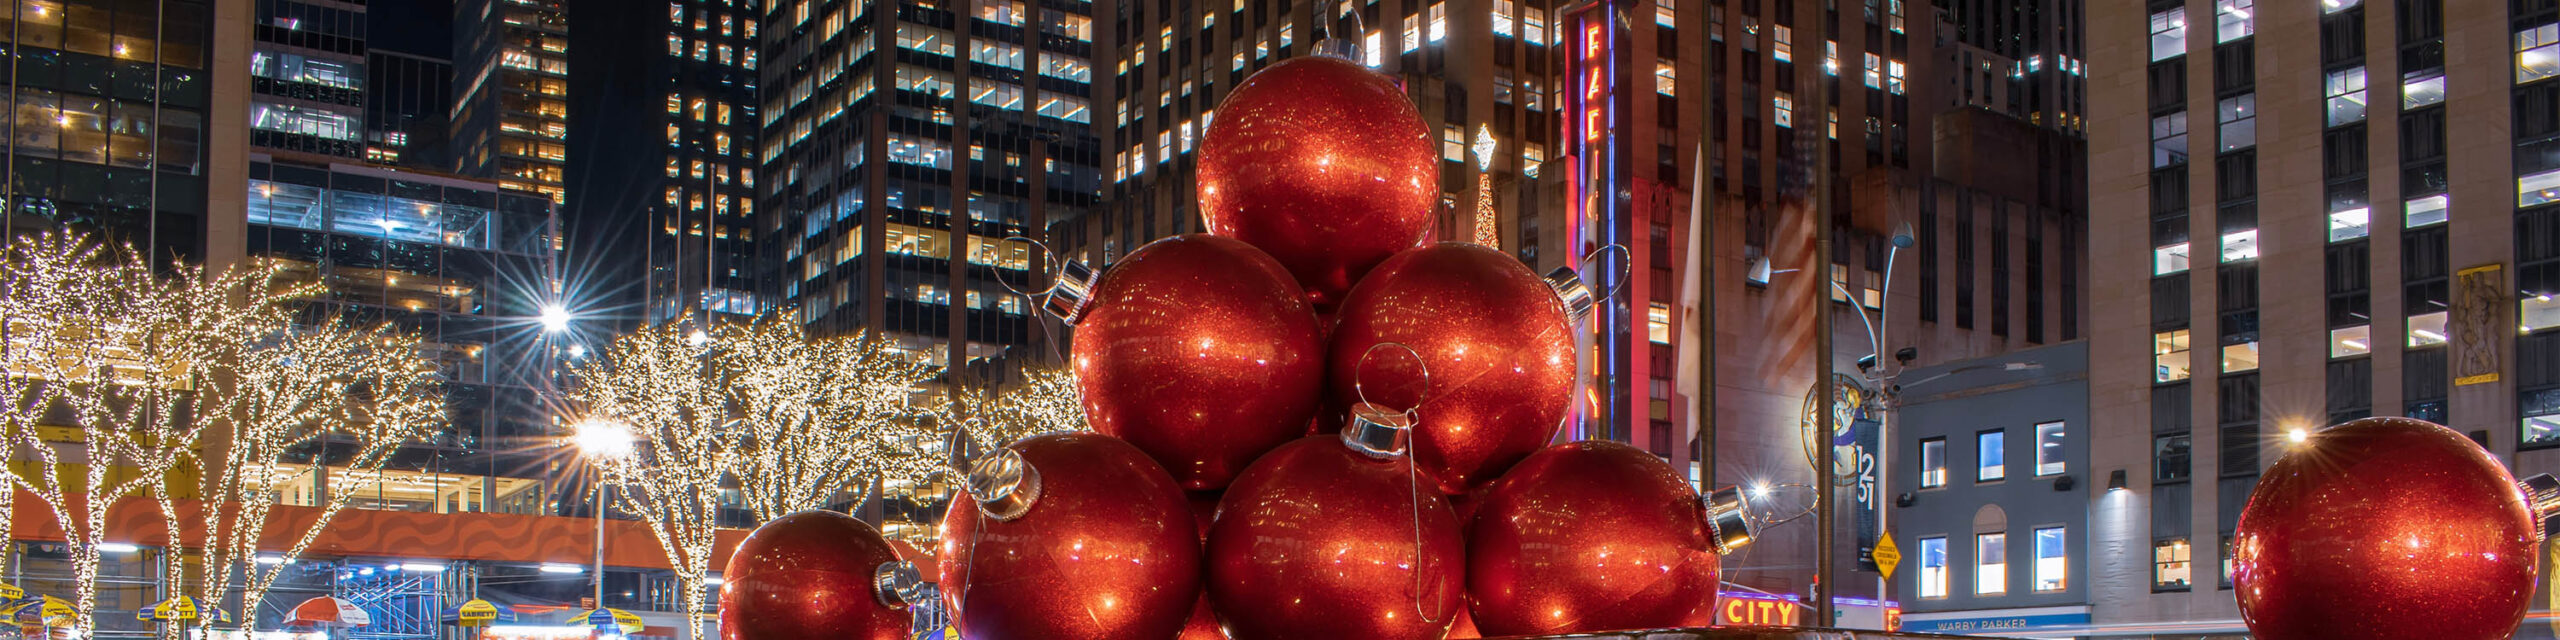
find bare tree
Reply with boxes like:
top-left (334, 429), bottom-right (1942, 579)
top-left (719, 318), bottom-right (943, 523)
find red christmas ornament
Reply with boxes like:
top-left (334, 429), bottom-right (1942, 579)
top-left (1181, 493), bottom-right (1231, 640)
top-left (937, 433), bottom-right (1202, 640)
top-left (1329, 242), bottom-right (1588, 494)
top-left (1197, 55), bottom-right (1438, 307)
top-left (720, 510), bottom-right (923, 640)
top-left (1206, 406), bottom-right (1465, 640)
top-left (1464, 441), bottom-right (1756, 636)
top-left (1047, 234), bottom-right (1326, 491)
top-left (2233, 417), bottom-right (2560, 640)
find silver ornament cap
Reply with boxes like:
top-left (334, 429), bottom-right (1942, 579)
top-left (965, 447), bottom-right (1042, 521)
top-left (1704, 485), bottom-right (1757, 555)
top-left (872, 561), bottom-right (931, 608)
top-left (1545, 266), bottom-right (1597, 326)
top-left (1041, 259), bottom-right (1102, 323)
top-left (1339, 402), bottom-right (1414, 460)
top-left (2523, 473), bottom-right (2560, 540)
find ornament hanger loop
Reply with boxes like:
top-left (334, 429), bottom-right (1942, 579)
top-left (1353, 341), bottom-right (1431, 415)
top-left (1313, 0), bottom-right (1369, 61)
top-left (1582, 243), bottom-right (1635, 303)
top-left (993, 236), bottom-right (1062, 299)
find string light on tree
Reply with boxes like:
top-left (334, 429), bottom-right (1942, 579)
top-left (953, 366), bottom-right (1087, 449)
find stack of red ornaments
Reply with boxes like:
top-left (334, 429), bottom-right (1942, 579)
top-left (722, 51), bottom-right (1754, 640)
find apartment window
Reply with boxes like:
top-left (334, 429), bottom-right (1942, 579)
top-left (2034, 421), bottom-right (2066, 476)
top-left (2216, 0), bottom-right (2253, 42)
top-left (2152, 8), bottom-right (2190, 61)
top-left (1427, 2), bottom-right (1447, 43)
top-left (1494, 0), bottom-right (1516, 35)
top-left (2330, 201), bottom-right (2371, 242)
top-left (2217, 95), bottom-right (2256, 151)
top-left (2408, 311), bottom-right (2450, 347)
top-left (2527, 291), bottom-right (2560, 333)
top-left (2156, 329), bottom-right (2194, 383)
top-left (1977, 430), bottom-right (2007, 482)
top-left (2221, 229), bottom-right (2260, 263)
top-left (1656, 62), bottom-right (1677, 97)
top-left (1919, 537), bottom-right (1949, 598)
top-left (2405, 194), bottom-right (2449, 228)
top-left (2155, 538), bottom-right (2193, 590)
top-left (2155, 433), bottom-right (2193, 482)
top-left (2033, 527), bottom-right (2067, 592)
top-left (1774, 25), bottom-right (1794, 62)
top-left (2404, 73), bottom-right (2447, 109)
top-left (2332, 324), bottom-right (2373, 358)
top-left (2325, 67), bottom-right (2367, 126)
top-left (1975, 533), bottom-right (2009, 595)
top-left (2222, 341), bottom-right (2260, 373)
top-left (1774, 93), bottom-right (1796, 128)
top-left (2521, 23), bottom-right (2560, 84)
top-left (1864, 52), bottom-right (1883, 89)
top-left (1442, 125), bottom-right (1465, 162)
top-left (2525, 169), bottom-right (2560, 207)
top-left (2153, 112), bottom-right (2190, 168)
top-left (2155, 242), bottom-right (2192, 275)
top-left (1920, 438), bottom-right (1948, 488)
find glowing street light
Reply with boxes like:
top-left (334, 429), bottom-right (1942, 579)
top-left (539, 304), bottom-right (573, 333)
top-left (2287, 428), bottom-right (2310, 445)
top-left (572, 419), bottom-right (636, 460)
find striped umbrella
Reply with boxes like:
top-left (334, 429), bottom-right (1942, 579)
top-left (283, 596), bottom-right (372, 627)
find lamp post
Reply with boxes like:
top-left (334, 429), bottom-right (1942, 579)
top-left (572, 419), bottom-right (635, 610)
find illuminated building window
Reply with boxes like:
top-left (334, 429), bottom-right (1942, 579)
top-left (2331, 324), bottom-right (2371, 358)
top-left (717, 103), bottom-right (731, 124)
top-left (1863, 52), bottom-right (1882, 89)
top-left (1918, 537), bottom-right (1948, 598)
top-left (2516, 24), bottom-right (2560, 84)
top-left (1494, 0), bottom-right (1515, 36)
top-left (1655, 0), bottom-right (1675, 27)
top-left (2405, 193), bottom-right (2449, 228)
top-left (2409, 311), bottom-right (2450, 347)
top-left (1824, 41), bottom-right (1839, 76)
top-left (2220, 229), bottom-right (2257, 263)
top-left (666, 158), bottom-right (680, 177)
top-left (970, 81), bottom-right (1023, 110)
top-left (898, 24), bottom-right (955, 57)
top-left (251, 50), bottom-right (362, 89)
top-left (694, 41), bottom-right (709, 61)
top-left (887, 136), bottom-right (951, 169)
top-left (2154, 242), bottom-right (2190, 275)
top-left (2154, 538), bottom-right (2192, 591)
top-left (1037, 92), bottom-right (1089, 123)
top-left (2155, 329), bottom-right (2192, 383)
top-left (1887, 60), bottom-right (1906, 95)
top-left (1042, 55), bottom-right (1092, 83)
top-left (1521, 143), bottom-right (1544, 178)
top-left (251, 102), bottom-right (359, 141)
top-left (669, 1), bottom-right (682, 22)
top-left (1975, 533), bottom-right (2007, 595)
top-left (1773, 25), bottom-right (1794, 62)
top-left (1646, 303), bottom-right (1671, 343)
top-left (1366, 31), bottom-right (1383, 67)
top-left (1179, 120), bottom-right (1194, 153)
top-left (2215, 0), bottom-right (2252, 43)
top-left (1774, 93), bottom-right (1795, 128)
top-left (2523, 168), bottom-right (2560, 207)
top-left (1977, 430), bottom-right (2006, 482)
top-left (1403, 14), bottom-right (1421, 52)
top-left (2151, 8), bottom-right (2188, 62)
top-left (1427, 3), bottom-right (1447, 42)
top-left (2404, 73), bottom-right (2446, 108)
top-left (1919, 438), bottom-right (1947, 488)
top-left (2221, 341), bottom-right (2259, 374)
top-left (974, 41), bottom-right (1025, 69)
top-left (666, 94), bottom-right (681, 114)
top-left (2325, 66), bottom-right (2367, 126)
top-left (1442, 125), bottom-right (1465, 162)
top-left (2033, 527), bottom-right (2066, 592)
top-left (980, 1), bottom-right (1026, 25)
top-left (1655, 61), bottom-right (1676, 97)
top-left (1282, 23), bottom-right (1295, 47)
top-left (1524, 7), bottom-right (1549, 45)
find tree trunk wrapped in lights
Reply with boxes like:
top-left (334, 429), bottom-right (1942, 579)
top-left (951, 365), bottom-right (1086, 449)
top-left (189, 321), bottom-right (444, 628)
top-left (0, 232), bottom-right (327, 633)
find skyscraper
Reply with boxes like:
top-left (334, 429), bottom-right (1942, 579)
top-left (2085, 0), bottom-right (2560, 634)
top-left (451, 0), bottom-right (569, 205)
top-left (753, 1), bottom-right (1102, 377)
top-left (5, 0), bottom-right (229, 266)
top-left (364, 50), bottom-right (455, 170)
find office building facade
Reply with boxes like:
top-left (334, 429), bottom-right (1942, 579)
top-left (364, 50), bottom-right (455, 170)
top-left (2087, 0), bottom-right (2560, 636)
top-left (5, 0), bottom-right (232, 266)
top-left (451, 0), bottom-right (569, 205)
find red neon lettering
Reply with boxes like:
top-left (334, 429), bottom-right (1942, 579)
top-left (1584, 23), bottom-right (1603, 59)
top-left (1585, 67), bottom-right (1606, 101)
top-left (1585, 109), bottom-right (1602, 141)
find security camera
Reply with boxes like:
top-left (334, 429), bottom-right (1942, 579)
top-left (1857, 355), bottom-right (1878, 372)
top-left (1895, 347), bottom-right (1919, 364)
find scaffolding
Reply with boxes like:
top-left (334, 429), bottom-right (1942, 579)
top-left (335, 562), bottom-right (443, 640)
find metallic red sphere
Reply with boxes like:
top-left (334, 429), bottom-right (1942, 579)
top-left (2233, 417), bottom-right (2546, 640)
top-left (1330, 242), bottom-right (1576, 494)
top-left (1072, 234), bottom-right (1327, 491)
top-left (1181, 493), bottom-right (1231, 640)
top-left (1206, 435), bottom-right (1465, 640)
top-left (720, 510), bottom-right (911, 640)
top-left (1466, 441), bottom-right (1724, 636)
top-left (1197, 55), bottom-right (1438, 307)
top-left (937, 433), bottom-right (1203, 640)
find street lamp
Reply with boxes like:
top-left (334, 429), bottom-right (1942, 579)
top-left (539, 304), bottom-right (573, 334)
top-left (571, 418), bottom-right (636, 610)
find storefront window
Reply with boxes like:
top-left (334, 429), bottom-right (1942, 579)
top-left (1918, 537), bottom-right (1948, 598)
top-left (1975, 533), bottom-right (2007, 595)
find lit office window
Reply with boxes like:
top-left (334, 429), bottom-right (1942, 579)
top-left (2034, 422), bottom-right (2066, 476)
top-left (2331, 324), bottom-right (2372, 358)
top-left (2155, 329), bottom-right (2192, 383)
top-left (2329, 201), bottom-right (2370, 242)
top-left (2324, 0), bottom-right (2361, 13)
top-left (1977, 430), bottom-right (2006, 482)
top-left (1774, 93), bottom-right (1796, 128)
top-left (2154, 242), bottom-right (2191, 275)
top-left (2525, 399), bottom-right (2560, 448)
top-left (1494, 0), bottom-right (1516, 36)
top-left (1975, 533), bottom-right (2008, 595)
top-left (2409, 311), bottom-right (2450, 347)
top-left (1774, 26), bottom-right (1794, 62)
top-left (2034, 527), bottom-right (2066, 592)
top-left (2150, 8), bottom-right (2188, 62)
top-left (2526, 290), bottom-right (2560, 333)
top-left (2222, 341), bottom-right (2259, 373)
top-left (1919, 537), bottom-right (1949, 598)
top-left (2155, 538), bottom-right (2192, 590)
top-left (2325, 67), bottom-right (2367, 126)
top-left (1920, 438), bottom-right (1947, 488)
top-left (1656, 62), bottom-right (1677, 97)
top-left (2221, 229), bottom-right (2258, 263)
top-left (2405, 194), bottom-right (2449, 228)
top-left (2404, 73), bottom-right (2446, 109)
top-left (1428, 2), bottom-right (1447, 42)
top-left (1647, 303), bottom-right (1672, 343)
top-left (2521, 23), bottom-right (2560, 84)
top-left (2523, 168), bottom-right (2560, 207)
top-left (2215, 0), bottom-right (2252, 43)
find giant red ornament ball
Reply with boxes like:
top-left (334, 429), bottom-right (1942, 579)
top-left (1065, 234), bottom-right (1327, 490)
top-left (1206, 433), bottom-right (1464, 640)
top-left (2233, 417), bottom-right (2558, 640)
top-left (1329, 242), bottom-right (1578, 494)
top-left (719, 510), bottom-right (913, 640)
top-left (1465, 441), bottom-right (1733, 636)
top-left (938, 433), bottom-right (1202, 640)
top-left (1197, 55), bottom-right (1438, 307)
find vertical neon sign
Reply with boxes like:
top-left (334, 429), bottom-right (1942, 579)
top-left (1566, 6), bottom-right (1621, 439)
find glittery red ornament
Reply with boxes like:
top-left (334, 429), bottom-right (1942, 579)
top-left (2234, 417), bottom-right (2560, 640)
top-left (1197, 55), bottom-right (1438, 307)
top-left (1205, 410), bottom-right (1464, 640)
top-left (720, 510), bottom-right (918, 640)
top-left (937, 433), bottom-right (1202, 640)
top-left (1181, 493), bottom-right (1231, 640)
top-left (1329, 242), bottom-right (1580, 494)
top-left (1465, 441), bottom-right (1755, 636)
top-left (1058, 234), bottom-right (1326, 491)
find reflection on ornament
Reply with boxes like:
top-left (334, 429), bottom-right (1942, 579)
top-left (1465, 440), bottom-right (1754, 636)
top-left (1206, 407), bottom-right (1463, 640)
top-left (720, 510), bottom-right (917, 640)
top-left (2233, 417), bottom-right (2560, 640)
top-left (938, 433), bottom-right (1200, 640)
